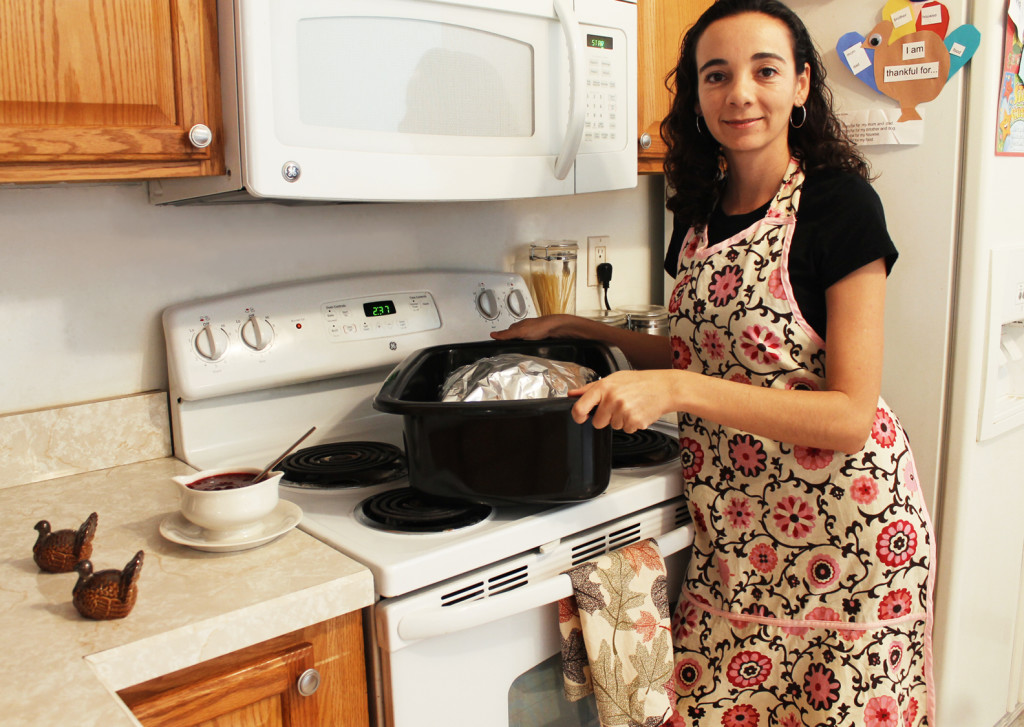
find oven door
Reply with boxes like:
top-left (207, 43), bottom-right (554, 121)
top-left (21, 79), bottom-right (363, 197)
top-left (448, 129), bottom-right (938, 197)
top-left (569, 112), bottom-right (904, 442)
top-left (372, 503), bottom-right (692, 726)
top-left (235, 0), bottom-right (635, 201)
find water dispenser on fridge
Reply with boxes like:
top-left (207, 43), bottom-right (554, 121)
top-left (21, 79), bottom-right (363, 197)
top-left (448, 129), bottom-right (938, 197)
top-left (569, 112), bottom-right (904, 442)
top-left (979, 246), bottom-right (1024, 440)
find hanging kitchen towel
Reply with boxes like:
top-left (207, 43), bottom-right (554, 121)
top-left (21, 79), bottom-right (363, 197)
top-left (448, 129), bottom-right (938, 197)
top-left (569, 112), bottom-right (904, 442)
top-left (558, 538), bottom-right (675, 726)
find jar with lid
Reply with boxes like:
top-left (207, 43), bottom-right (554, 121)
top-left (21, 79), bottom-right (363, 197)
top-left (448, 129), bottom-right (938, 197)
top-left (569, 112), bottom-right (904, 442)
top-left (529, 241), bottom-right (578, 316)
top-left (619, 304), bottom-right (669, 336)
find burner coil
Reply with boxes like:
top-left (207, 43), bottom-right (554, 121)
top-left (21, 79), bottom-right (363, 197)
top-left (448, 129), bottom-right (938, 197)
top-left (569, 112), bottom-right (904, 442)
top-left (280, 442), bottom-right (407, 488)
top-left (359, 489), bottom-right (492, 533)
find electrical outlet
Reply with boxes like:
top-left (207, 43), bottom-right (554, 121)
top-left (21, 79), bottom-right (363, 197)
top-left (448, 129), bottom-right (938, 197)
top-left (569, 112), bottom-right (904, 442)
top-left (587, 235), bottom-right (610, 287)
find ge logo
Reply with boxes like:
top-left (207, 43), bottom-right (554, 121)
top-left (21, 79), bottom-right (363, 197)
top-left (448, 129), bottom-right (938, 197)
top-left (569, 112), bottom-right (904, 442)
top-left (389, 341), bottom-right (397, 351)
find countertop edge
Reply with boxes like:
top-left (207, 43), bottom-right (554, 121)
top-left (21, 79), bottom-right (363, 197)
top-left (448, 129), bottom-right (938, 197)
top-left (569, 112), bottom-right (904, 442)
top-left (87, 569), bottom-right (375, 691)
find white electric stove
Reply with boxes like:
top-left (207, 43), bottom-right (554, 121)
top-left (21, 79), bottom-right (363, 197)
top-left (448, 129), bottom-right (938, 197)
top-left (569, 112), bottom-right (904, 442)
top-left (164, 270), bottom-right (691, 726)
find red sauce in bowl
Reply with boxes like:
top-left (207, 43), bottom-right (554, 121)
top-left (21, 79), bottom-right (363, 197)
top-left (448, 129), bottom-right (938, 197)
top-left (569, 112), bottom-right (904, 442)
top-left (187, 472), bottom-right (256, 491)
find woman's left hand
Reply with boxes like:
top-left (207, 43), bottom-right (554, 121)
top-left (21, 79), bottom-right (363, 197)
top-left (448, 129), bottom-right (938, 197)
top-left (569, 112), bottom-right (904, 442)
top-left (569, 371), bottom-right (673, 433)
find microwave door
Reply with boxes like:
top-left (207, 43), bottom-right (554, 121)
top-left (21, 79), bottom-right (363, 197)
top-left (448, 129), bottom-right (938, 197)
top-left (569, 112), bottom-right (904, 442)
top-left (238, 0), bottom-right (585, 201)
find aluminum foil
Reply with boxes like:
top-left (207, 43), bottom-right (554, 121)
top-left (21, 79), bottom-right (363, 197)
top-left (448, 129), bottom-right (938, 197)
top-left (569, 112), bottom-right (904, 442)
top-left (440, 354), bottom-right (597, 402)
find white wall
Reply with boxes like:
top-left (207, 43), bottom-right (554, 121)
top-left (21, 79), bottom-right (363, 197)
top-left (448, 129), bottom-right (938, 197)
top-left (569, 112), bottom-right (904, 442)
top-left (0, 177), bottom-right (665, 416)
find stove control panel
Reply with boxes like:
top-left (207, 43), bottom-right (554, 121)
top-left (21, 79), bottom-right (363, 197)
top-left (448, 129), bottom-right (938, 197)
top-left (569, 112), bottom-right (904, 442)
top-left (164, 271), bottom-right (535, 401)
top-left (322, 290), bottom-right (441, 341)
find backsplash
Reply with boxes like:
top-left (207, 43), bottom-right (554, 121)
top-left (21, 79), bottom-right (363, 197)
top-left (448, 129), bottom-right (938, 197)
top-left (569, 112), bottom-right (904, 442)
top-left (0, 178), bottom-right (662, 418)
top-left (0, 392), bottom-right (172, 489)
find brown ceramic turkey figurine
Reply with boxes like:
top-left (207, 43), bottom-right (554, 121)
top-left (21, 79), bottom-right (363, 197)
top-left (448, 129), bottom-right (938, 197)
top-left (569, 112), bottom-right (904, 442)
top-left (33, 511), bottom-right (98, 573)
top-left (72, 550), bottom-right (144, 620)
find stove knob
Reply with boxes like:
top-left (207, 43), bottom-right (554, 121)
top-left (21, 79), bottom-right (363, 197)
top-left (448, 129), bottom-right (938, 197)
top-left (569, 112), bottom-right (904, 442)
top-left (476, 288), bottom-right (499, 320)
top-left (506, 289), bottom-right (528, 319)
top-left (240, 314), bottom-right (274, 351)
top-left (193, 324), bottom-right (229, 361)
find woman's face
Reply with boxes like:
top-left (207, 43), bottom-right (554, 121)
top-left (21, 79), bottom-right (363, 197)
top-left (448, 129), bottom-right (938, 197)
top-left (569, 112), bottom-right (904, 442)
top-left (693, 12), bottom-right (810, 165)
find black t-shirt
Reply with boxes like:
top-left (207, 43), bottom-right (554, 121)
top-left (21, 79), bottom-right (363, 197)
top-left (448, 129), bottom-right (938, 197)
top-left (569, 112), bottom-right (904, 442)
top-left (664, 168), bottom-right (898, 340)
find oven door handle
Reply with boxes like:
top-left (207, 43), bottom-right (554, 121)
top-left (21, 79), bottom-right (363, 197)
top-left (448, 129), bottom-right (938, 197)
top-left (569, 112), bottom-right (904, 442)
top-left (396, 523), bottom-right (694, 644)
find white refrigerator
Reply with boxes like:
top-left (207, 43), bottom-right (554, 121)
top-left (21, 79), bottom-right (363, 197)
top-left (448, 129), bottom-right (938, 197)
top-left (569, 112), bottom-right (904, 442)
top-left (666, 2), bottom-right (1024, 724)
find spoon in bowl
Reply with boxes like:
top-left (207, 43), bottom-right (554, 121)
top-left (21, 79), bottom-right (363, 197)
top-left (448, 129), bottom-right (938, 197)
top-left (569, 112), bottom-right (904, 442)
top-left (251, 426), bottom-right (316, 483)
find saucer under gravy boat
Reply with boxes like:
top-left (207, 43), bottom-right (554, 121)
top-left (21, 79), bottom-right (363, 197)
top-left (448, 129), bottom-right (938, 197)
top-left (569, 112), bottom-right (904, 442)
top-left (159, 501), bottom-right (302, 553)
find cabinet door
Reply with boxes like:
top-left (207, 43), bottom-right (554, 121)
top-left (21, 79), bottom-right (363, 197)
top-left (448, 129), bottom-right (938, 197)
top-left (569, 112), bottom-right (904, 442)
top-left (637, 0), bottom-right (712, 174)
top-left (122, 642), bottom-right (317, 727)
top-left (119, 612), bottom-right (369, 727)
top-left (0, 0), bottom-right (223, 183)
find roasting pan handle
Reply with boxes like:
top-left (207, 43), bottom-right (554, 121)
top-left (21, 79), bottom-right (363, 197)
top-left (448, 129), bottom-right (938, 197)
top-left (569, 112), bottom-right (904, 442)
top-left (395, 523), bottom-right (694, 645)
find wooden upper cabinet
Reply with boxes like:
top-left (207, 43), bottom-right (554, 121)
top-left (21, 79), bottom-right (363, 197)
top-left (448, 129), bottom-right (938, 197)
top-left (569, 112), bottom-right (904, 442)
top-left (0, 0), bottom-right (223, 183)
top-left (637, 0), bottom-right (712, 174)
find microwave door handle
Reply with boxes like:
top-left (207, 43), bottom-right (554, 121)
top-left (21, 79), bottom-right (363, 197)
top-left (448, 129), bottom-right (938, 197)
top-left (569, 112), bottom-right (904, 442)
top-left (395, 523), bottom-right (694, 645)
top-left (552, 0), bottom-right (586, 181)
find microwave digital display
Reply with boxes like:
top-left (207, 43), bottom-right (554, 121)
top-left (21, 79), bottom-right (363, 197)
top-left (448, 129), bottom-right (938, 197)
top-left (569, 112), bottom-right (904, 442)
top-left (587, 34), bottom-right (613, 50)
top-left (363, 300), bottom-right (397, 317)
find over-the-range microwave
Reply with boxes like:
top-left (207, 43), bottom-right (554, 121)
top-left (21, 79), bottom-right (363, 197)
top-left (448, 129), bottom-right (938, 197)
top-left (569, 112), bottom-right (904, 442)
top-left (149, 0), bottom-right (638, 205)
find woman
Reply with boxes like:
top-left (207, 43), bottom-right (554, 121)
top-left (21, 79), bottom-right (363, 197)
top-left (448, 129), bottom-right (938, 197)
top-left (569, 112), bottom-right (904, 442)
top-left (493, 1), bottom-right (934, 724)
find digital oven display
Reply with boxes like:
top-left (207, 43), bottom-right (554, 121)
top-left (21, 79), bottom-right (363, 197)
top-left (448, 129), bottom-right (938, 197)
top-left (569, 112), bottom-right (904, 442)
top-left (363, 300), bottom-right (397, 318)
top-left (587, 34), bottom-right (613, 50)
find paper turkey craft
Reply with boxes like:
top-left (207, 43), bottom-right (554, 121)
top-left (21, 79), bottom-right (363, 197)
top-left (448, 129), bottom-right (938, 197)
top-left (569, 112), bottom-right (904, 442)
top-left (837, 0), bottom-right (979, 122)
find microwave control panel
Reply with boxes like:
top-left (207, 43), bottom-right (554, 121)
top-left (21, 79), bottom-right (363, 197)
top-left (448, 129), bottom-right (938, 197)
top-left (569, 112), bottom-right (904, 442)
top-left (582, 28), bottom-right (627, 151)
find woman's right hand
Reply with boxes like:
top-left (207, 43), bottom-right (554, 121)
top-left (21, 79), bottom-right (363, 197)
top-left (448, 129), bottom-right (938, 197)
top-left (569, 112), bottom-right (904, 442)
top-left (490, 314), bottom-right (582, 341)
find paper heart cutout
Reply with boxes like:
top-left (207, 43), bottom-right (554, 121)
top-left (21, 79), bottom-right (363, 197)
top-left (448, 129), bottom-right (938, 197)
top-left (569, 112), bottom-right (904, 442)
top-left (944, 24), bottom-right (980, 80)
top-left (836, 31), bottom-right (879, 95)
top-left (916, 1), bottom-right (949, 39)
top-left (883, 0), bottom-right (917, 43)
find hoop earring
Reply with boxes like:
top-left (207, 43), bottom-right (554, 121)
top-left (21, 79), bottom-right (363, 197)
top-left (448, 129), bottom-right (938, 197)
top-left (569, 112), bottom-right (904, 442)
top-left (790, 105), bottom-right (807, 129)
top-left (696, 115), bottom-right (705, 135)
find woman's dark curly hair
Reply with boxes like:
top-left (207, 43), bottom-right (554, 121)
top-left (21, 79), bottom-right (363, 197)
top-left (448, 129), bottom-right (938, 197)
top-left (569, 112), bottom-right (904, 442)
top-left (661, 0), bottom-right (869, 227)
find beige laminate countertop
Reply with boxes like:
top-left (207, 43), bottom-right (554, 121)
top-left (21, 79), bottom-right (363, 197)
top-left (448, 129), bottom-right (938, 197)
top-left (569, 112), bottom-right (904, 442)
top-left (1, 457), bottom-right (374, 727)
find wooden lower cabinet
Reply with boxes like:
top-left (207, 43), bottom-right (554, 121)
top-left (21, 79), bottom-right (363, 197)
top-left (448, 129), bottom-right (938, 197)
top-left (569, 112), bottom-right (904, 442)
top-left (118, 611), bottom-right (369, 727)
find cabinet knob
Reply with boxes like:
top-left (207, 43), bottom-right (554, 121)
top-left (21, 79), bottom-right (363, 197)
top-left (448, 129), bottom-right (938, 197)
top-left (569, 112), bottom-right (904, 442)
top-left (297, 667), bottom-right (321, 697)
top-left (638, 133), bottom-right (652, 150)
top-left (188, 124), bottom-right (213, 149)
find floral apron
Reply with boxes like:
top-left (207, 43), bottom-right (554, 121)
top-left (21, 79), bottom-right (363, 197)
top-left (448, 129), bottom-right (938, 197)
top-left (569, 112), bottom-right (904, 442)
top-left (667, 160), bottom-right (935, 727)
